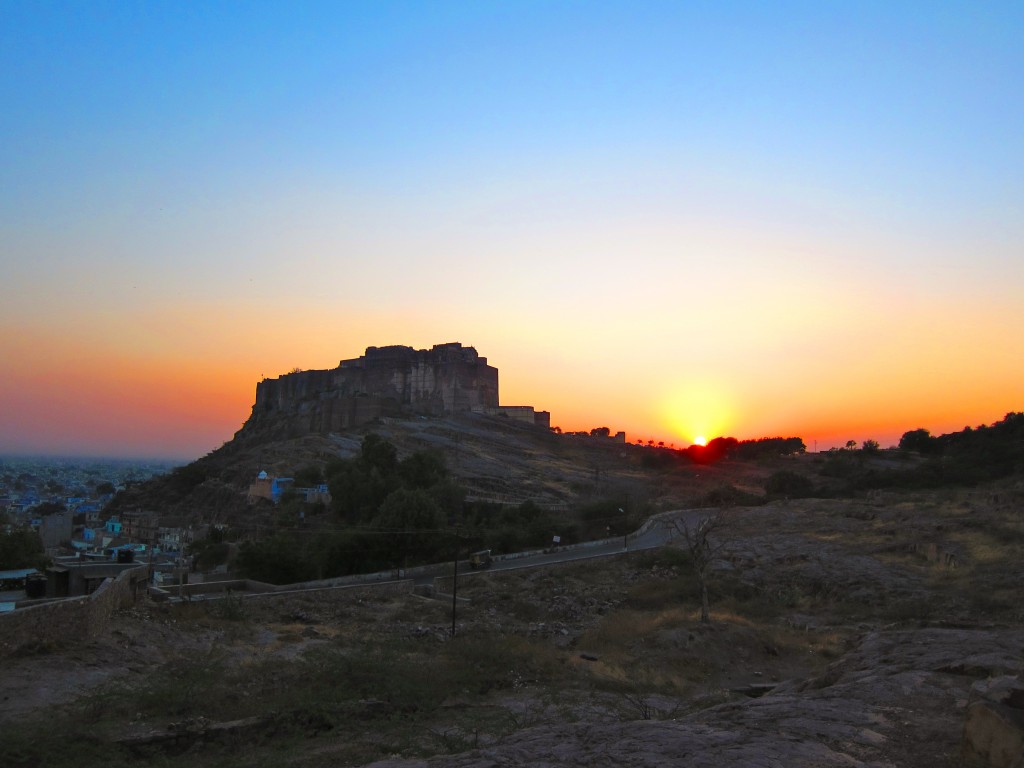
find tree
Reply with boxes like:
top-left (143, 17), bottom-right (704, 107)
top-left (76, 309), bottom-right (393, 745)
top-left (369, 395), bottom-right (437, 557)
top-left (327, 435), bottom-right (467, 527)
top-left (360, 433), bottom-right (399, 475)
top-left (32, 501), bottom-right (66, 517)
top-left (670, 510), bottom-right (729, 623)
top-left (327, 435), bottom-right (402, 522)
top-left (373, 488), bottom-right (443, 533)
top-left (398, 450), bottom-right (448, 490)
top-left (861, 439), bottom-right (880, 454)
top-left (169, 463), bottom-right (209, 492)
top-left (684, 436), bottom-right (739, 464)
top-left (899, 428), bottom-right (936, 454)
top-left (189, 533), bottom-right (230, 570)
top-left (328, 459), bottom-right (383, 522)
top-left (0, 529), bottom-right (47, 570)
top-left (429, 479), bottom-right (467, 524)
top-left (372, 489), bottom-right (444, 564)
top-left (731, 437), bottom-right (806, 460)
top-left (236, 534), bottom-right (316, 585)
top-left (293, 464), bottom-right (324, 487)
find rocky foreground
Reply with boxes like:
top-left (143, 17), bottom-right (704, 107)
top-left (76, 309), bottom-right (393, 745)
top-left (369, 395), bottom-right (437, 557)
top-left (358, 626), bottom-right (1023, 768)
top-left (3, 484), bottom-right (1023, 768)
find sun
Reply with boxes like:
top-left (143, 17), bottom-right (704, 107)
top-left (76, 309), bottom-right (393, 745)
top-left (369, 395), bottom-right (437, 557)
top-left (660, 382), bottom-right (734, 449)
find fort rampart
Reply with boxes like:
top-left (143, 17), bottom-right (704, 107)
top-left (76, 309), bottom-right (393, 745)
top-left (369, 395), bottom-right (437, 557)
top-left (241, 342), bottom-right (501, 438)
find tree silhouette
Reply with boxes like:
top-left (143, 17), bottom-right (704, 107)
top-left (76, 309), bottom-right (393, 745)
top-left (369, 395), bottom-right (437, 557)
top-left (670, 510), bottom-right (729, 623)
top-left (899, 428), bottom-right (935, 454)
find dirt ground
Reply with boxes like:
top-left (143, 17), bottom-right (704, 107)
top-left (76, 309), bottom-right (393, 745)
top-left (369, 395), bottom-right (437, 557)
top-left (3, 478), bottom-right (1023, 767)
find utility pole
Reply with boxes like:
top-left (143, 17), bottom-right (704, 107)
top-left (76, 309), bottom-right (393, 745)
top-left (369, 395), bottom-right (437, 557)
top-left (450, 528), bottom-right (460, 638)
top-left (147, 528), bottom-right (156, 595)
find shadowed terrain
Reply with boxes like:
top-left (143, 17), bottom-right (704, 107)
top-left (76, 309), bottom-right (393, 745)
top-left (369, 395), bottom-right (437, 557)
top-left (4, 466), bottom-right (1022, 767)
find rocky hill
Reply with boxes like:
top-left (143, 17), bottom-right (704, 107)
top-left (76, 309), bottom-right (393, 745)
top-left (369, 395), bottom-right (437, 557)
top-left (108, 335), bottom-right (795, 524)
top-left (109, 407), bottom-right (780, 529)
top-left (109, 342), bottom-right (675, 523)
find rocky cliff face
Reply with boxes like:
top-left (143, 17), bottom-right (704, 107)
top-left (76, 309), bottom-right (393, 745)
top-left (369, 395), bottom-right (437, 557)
top-left (237, 343), bottom-right (500, 440)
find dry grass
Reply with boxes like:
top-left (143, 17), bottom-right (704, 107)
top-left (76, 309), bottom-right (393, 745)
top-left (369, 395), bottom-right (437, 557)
top-left (582, 607), bottom-right (691, 649)
top-left (7, 478), bottom-right (1024, 768)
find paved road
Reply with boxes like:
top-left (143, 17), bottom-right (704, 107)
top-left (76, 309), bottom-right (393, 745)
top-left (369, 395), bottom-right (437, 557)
top-left (164, 509), bottom-right (716, 600)
top-left (412, 509), bottom-right (711, 587)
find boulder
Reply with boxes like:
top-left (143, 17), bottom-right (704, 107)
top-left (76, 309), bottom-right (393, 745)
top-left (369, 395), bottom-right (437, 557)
top-left (962, 676), bottom-right (1024, 768)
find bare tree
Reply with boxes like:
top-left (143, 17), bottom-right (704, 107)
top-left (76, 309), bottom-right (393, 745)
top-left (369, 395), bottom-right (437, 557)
top-left (670, 510), bottom-right (729, 623)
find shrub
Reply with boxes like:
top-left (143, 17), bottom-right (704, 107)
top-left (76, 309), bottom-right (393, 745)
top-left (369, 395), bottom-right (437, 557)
top-left (694, 485), bottom-right (763, 508)
top-left (764, 470), bottom-right (815, 499)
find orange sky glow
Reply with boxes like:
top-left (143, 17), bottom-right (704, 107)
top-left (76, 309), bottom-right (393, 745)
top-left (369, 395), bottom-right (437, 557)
top-left (1, 299), bottom-right (1020, 459)
top-left (2, 4), bottom-right (1022, 460)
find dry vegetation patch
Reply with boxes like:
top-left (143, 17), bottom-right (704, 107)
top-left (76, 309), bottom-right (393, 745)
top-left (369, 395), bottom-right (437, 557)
top-left (3, 480), bottom-right (1024, 767)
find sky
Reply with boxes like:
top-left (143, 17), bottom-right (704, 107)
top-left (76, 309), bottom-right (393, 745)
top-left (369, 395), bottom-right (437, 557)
top-left (2, 1), bottom-right (1022, 459)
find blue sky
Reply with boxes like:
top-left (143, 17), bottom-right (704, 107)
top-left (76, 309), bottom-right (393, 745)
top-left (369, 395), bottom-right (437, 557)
top-left (2, 1), bottom-right (1022, 457)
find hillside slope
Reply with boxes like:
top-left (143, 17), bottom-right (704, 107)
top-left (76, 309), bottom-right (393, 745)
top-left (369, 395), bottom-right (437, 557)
top-left (107, 412), bottom-right (778, 526)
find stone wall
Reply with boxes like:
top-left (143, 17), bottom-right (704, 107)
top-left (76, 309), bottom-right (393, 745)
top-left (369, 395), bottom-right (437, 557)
top-left (246, 579), bottom-right (414, 601)
top-left (153, 576), bottom-right (414, 602)
top-left (242, 343), bottom-right (501, 437)
top-left (494, 406), bottom-right (540, 425)
top-left (0, 565), bottom-right (147, 658)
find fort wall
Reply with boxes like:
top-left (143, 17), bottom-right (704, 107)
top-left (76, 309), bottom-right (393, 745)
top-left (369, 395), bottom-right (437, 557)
top-left (242, 342), bottom-right (506, 438)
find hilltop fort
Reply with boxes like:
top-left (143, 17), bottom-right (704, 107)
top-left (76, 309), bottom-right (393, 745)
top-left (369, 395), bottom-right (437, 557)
top-left (238, 342), bottom-right (549, 439)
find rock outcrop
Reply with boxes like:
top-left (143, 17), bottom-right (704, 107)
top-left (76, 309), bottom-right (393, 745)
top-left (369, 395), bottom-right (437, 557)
top-left (962, 675), bottom-right (1024, 768)
top-left (363, 628), bottom-right (1024, 768)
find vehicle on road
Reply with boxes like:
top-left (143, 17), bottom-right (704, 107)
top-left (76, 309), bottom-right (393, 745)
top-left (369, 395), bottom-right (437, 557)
top-left (469, 550), bottom-right (493, 569)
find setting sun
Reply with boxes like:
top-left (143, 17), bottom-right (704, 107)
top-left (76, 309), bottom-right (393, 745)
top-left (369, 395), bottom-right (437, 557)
top-left (661, 383), bottom-right (735, 449)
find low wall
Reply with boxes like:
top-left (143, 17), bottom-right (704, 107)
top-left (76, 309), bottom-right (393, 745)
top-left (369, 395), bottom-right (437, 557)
top-left (243, 579), bottom-right (414, 601)
top-left (0, 565), bottom-right (147, 659)
top-left (158, 579), bottom-right (278, 598)
top-left (156, 577), bottom-right (415, 603)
